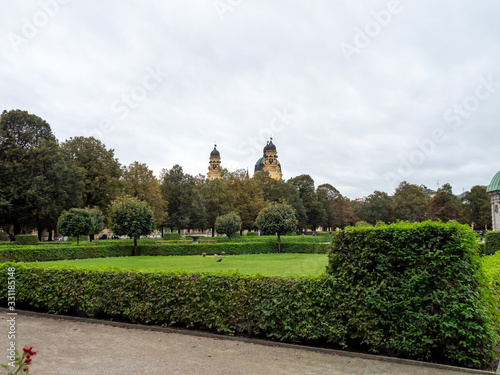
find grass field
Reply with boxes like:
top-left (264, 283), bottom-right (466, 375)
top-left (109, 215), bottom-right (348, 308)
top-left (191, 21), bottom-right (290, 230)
top-left (40, 253), bottom-right (329, 277)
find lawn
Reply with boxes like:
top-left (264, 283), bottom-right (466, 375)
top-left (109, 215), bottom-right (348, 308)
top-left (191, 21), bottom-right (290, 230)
top-left (40, 253), bottom-right (329, 277)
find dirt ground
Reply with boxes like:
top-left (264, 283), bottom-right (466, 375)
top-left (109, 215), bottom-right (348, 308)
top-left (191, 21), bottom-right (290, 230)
top-left (0, 312), bottom-right (491, 375)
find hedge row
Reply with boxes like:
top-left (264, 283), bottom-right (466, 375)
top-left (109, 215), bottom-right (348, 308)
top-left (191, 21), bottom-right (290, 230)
top-left (327, 221), bottom-right (498, 368)
top-left (0, 242), bottom-right (330, 262)
top-left (485, 231), bottom-right (500, 256)
top-left (15, 234), bottom-right (39, 245)
top-left (0, 254), bottom-right (494, 369)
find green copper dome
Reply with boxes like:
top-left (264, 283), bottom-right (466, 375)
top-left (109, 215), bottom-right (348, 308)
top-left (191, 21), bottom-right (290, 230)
top-left (487, 170), bottom-right (500, 192)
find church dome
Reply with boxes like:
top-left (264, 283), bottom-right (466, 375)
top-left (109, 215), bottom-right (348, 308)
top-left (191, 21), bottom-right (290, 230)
top-left (487, 170), bottom-right (500, 193)
top-left (255, 156), bottom-right (266, 172)
top-left (263, 139), bottom-right (276, 152)
top-left (210, 145), bottom-right (220, 158)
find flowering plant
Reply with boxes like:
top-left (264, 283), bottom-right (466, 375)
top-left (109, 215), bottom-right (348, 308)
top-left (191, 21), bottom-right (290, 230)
top-left (1, 346), bottom-right (36, 374)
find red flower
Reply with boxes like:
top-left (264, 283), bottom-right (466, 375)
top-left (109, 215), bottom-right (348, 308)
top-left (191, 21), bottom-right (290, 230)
top-left (23, 347), bottom-right (30, 353)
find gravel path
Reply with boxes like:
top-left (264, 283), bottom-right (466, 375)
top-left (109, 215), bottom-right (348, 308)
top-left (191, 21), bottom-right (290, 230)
top-left (0, 312), bottom-right (488, 375)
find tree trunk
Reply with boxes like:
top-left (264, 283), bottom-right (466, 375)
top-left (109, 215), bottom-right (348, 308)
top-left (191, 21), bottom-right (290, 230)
top-left (133, 238), bottom-right (138, 256)
top-left (48, 227), bottom-right (53, 241)
top-left (277, 233), bottom-right (281, 254)
top-left (90, 234), bottom-right (94, 242)
top-left (211, 226), bottom-right (215, 237)
top-left (14, 223), bottom-right (21, 236)
top-left (37, 225), bottom-right (43, 241)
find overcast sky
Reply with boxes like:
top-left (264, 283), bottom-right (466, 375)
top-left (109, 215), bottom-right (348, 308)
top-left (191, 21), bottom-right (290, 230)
top-left (1, 1), bottom-right (499, 199)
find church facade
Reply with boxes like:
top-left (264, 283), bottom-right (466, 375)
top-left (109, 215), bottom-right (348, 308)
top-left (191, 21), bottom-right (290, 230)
top-left (207, 139), bottom-right (283, 181)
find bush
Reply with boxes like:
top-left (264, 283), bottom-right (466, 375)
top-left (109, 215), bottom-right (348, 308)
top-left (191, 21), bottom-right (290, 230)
top-left (245, 232), bottom-right (258, 236)
top-left (0, 241), bottom-right (330, 262)
top-left (327, 221), bottom-right (497, 368)
top-left (477, 242), bottom-right (486, 256)
top-left (15, 235), bottom-right (39, 245)
top-left (0, 232), bottom-right (10, 242)
top-left (485, 231), bottom-right (500, 256)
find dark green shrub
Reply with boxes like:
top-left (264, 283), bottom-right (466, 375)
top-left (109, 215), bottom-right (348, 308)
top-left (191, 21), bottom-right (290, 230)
top-left (0, 232), bottom-right (9, 242)
top-left (327, 221), bottom-right (497, 368)
top-left (485, 231), bottom-right (500, 256)
top-left (15, 235), bottom-right (39, 245)
top-left (477, 242), bottom-right (486, 256)
top-left (162, 233), bottom-right (183, 240)
top-left (246, 232), bottom-right (258, 236)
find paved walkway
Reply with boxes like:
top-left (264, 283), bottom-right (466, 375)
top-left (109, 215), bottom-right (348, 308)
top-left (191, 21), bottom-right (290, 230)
top-left (0, 312), bottom-right (495, 375)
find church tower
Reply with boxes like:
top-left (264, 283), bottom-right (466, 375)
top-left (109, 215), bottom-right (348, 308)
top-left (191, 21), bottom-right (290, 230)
top-left (207, 144), bottom-right (222, 180)
top-left (254, 138), bottom-right (283, 180)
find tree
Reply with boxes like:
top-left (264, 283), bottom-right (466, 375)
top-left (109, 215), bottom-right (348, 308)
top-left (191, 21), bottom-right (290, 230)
top-left (392, 181), bottom-right (428, 222)
top-left (215, 212), bottom-right (242, 238)
top-left (288, 174), bottom-right (316, 228)
top-left (427, 183), bottom-right (463, 222)
top-left (199, 179), bottom-right (235, 236)
top-left (462, 185), bottom-right (491, 229)
top-left (85, 207), bottom-right (105, 241)
top-left (226, 170), bottom-right (266, 233)
top-left (256, 202), bottom-right (297, 253)
top-left (354, 191), bottom-right (393, 225)
top-left (307, 201), bottom-right (327, 231)
top-left (62, 136), bottom-right (122, 215)
top-left (57, 208), bottom-right (94, 245)
top-left (331, 195), bottom-right (358, 228)
top-left (316, 184), bottom-right (340, 231)
top-left (160, 165), bottom-right (207, 233)
top-left (109, 196), bottom-right (155, 255)
top-left (122, 162), bottom-right (167, 233)
top-left (0, 110), bottom-right (83, 237)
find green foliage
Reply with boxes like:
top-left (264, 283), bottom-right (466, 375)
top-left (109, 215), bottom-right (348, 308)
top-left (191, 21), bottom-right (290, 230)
top-left (14, 234), bottom-right (39, 245)
top-left (57, 208), bottom-right (94, 245)
top-left (327, 221), bottom-right (497, 368)
top-left (257, 203), bottom-right (297, 235)
top-left (109, 196), bottom-right (155, 239)
top-left (85, 207), bottom-right (105, 236)
top-left (215, 212), bottom-right (242, 238)
top-left (162, 233), bottom-right (184, 240)
top-left (477, 242), bottom-right (486, 256)
top-left (485, 231), bottom-right (500, 256)
top-left (0, 232), bottom-right (9, 241)
top-left (246, 232), bottom-right (258, 236)
top-left (462, 186), bottom-right (491, 229)
top-left (0, 241), bottom-right (329, 262)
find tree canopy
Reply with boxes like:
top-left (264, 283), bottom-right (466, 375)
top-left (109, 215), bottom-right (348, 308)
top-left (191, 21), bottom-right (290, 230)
top-left (256, 202), bottom-right (297, 253)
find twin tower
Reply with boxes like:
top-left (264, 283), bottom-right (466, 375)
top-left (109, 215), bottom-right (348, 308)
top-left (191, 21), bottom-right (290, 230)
top-left (208, 138), bottom-right (283, 181)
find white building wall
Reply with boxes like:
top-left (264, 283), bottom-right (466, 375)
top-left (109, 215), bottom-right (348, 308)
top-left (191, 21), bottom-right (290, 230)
top-left (489, 191), bottom-right (500, 231)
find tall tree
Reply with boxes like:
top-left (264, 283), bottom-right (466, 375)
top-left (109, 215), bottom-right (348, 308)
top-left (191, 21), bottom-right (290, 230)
top-left (226, 170), bottom-right (266, 233)
top-left (316, 184), bottom-right (340, 231)
top-left (199, 178), bottom-right (235, 236)
top-left (122, 162), bottom-right (167, 232)
top-left (0, 110), bottom-right (82, 237)
top-left (392, 181), bottom-right (428, 222)
top-left (57, 208), bottom-right (94, 245)
top-left (355, 190), bottom-right (393, 225)
top-left (160, 165), bottom-right (206, 233)
top-left (462, 185), bottom-right (491, 230)
top-left (427, 183), bottom-right (463, 222)
top-left (62, 136), bottom-right (122, 215)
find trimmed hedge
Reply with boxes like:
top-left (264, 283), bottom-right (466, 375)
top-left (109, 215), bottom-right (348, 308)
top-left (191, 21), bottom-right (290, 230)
top-left (0, 232), bottom-right (9, 242)
top-left (0, 242), bottom-right (330, 262)
top-left (485, 231), bottom-right (500, 256)
top-left (15, 235), bottom-right (39, 245)
top-left (327, 221), bottom-right (497, 368)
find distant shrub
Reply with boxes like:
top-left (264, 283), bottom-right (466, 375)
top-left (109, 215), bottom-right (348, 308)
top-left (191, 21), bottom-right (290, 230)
top-left (246, 232), bottom-right (258, 236)
top-left (485, 231), bottom-right (500, 256)
top-left (0, 232), bottom-right (10, 242)
top-left (15, 235), bottom-right (39, 245)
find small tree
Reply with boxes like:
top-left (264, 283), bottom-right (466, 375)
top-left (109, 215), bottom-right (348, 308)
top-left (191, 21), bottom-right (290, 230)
top-left (85, 207), bottom-right (105, 241)
top-left (109, 196), bottom-right (155, 255)
top-left (256, 202), bottom-right (297, 253)
top-left (57, 208), bottom-right (94, 245)
top-left (215, 212), bottom-right (242, 238)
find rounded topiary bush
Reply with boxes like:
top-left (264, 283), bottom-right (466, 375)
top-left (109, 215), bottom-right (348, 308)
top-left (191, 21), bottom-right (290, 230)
top-left (0, 232), bottom-right (10, 242)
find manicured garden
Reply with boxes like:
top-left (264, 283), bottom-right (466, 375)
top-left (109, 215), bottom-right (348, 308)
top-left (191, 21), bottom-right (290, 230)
top-left (40, 254), bottom-right (329, 278)
top-left (1, 222), bottom-right (500, 370)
